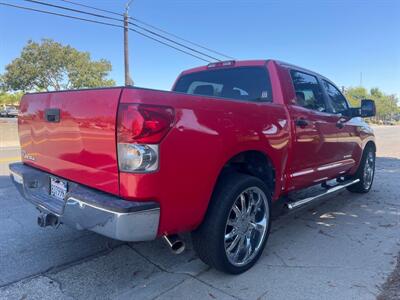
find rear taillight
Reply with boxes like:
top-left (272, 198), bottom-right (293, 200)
top-left (117, 104), bottom-right (174, 144)
top-left (117, 104), bottom-right (174, 173)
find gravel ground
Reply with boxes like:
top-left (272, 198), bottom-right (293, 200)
top-left (378, 255), bottom-right (400, 300)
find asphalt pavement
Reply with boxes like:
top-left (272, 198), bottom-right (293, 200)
top-left (0, 123), bottom-right (399, 300)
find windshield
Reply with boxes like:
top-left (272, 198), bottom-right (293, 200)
top-left (173, 66), bottom-right (272, 102)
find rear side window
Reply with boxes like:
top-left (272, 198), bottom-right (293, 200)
top-left (173, 67), bottom-right (272, 102)
top-left (290, 70), bottom-right (326, 112)
top-left (323, 80), bottom-right (349, 113)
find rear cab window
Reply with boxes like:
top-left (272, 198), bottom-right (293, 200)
top-left (173, 66), bottom-right (272, 102)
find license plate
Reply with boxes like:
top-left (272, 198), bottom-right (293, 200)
top-left (50, 177), bottom-right (68, 200)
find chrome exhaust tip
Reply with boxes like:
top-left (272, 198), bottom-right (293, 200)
top-left (162, 234), bottom-right (185, 254)
top-left (37, 213), bottom-right (59, 228)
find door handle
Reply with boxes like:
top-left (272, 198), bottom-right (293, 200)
top-left (336, 117), bottom-right (347, 129)
top-left (295, 118), bottom-right (309, 127)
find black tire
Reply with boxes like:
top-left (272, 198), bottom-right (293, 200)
top-left (346, 145), bottom-right (376, 193)
top-left (192, 172), bottom-right (272, 274)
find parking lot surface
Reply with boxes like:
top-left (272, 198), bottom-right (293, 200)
top-left (0, 124), bottom-right (399, 299)
top-left (0, 117), bottom-right (19, 148)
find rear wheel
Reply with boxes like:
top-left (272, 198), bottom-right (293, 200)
top-left (347, 146), bottom-right (375, 193)
top-left (192, 173), bottom-right (271, 274)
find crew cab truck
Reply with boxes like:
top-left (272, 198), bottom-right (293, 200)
top-left (9, 60), bottom-right (376, 274)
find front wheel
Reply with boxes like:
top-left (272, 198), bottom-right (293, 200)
top-left (192, 173), bottom-right (271, 274)
top-left (347, 146), bottom-right (376, 193)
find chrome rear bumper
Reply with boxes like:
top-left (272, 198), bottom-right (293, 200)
top-left (9, 162), bottom-right (160, 242)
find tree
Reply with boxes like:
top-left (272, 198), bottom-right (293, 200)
top-left (344, 87), bottom-right (368, 107)
top-left (1, 39), bottom-right (115, 92)
top-left (345, 86), bottom-right (399, 121)
top-left (0, 92), bottom-right (24, 106)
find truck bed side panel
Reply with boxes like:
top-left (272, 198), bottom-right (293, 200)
top-left (119, 87), bottom-right (290, 235)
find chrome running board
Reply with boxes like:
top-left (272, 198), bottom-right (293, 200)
top-left (285, 179), bottom-right (360, 210)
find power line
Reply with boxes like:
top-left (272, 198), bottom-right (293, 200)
top-left (128, 21), bottom-right (220, 61)
top-left (130, 17), bottom-right (235, 60)
top-left (24, 0), bottom-right (220, 61)
top-left (0, 2), bottom-right (211, 63)
top-left (0, 2), bottom-right (122, 28)
top-left (59, 0), bottom-right (234, 60)
top-left (60, 0), bottom-right (123, 17)
top-left (127, 28), bottom-right (210, 63)
top-left (24, 0), bottom-right (122, 22)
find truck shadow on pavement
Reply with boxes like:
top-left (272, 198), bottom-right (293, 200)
top-left (0, 156), bottom-right (399, 299)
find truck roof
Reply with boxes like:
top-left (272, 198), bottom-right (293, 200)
top-left (179, 59), bottom-right (336, 87)
top-left (180, 60), bottom-right (269, 76)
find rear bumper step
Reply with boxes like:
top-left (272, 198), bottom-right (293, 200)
top-left (9, 162), bottom-right (160, 242)
top-left (285, 178), bottom-right (360, 210)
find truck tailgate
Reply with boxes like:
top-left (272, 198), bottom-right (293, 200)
top-left (18, 88), bottom-right (123, 195)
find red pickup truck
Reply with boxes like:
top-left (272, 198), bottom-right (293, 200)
top-left (10, 60), bottom-right (376, 274)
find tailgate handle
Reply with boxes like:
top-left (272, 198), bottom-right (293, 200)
top-left (45, 108), bottom-right (60, 122)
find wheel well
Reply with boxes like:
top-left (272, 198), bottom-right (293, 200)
top-left (219, 151), bottom-right (275, 196)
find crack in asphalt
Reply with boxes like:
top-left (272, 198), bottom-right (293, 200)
top-left (128, 244), bottom-right (243, 300)
top-left (43, 274), bottom-right (78, 300)
top-left (256, 289), bottom-right (269, 300)
top-left (151, 278), bottom-right (191, 300)
top-left (0, 242), bottom-right (127, 290)
top-left (272, 251), bottom-right (289, 267)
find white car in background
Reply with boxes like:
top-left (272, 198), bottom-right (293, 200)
top-left (0, 106), bottom-right (19, 118)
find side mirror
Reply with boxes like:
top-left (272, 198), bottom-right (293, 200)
top-left (360, 99), bottom-right (376, 118)
top-left (347, 99), bottom-right (376, 118)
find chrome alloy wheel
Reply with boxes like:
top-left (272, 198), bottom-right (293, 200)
top-left (363, 151), bottom-right (375, 190)
top-left (224, 187), bottom-right (269, 266)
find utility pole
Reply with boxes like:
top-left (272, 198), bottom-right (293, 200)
top-left (124, 0), bottom-right (133, 86)
top-left (360, 72), bottom-right (363, 87)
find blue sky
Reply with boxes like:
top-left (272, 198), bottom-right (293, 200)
top-left (1, 0), bottom-right (399, 96)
